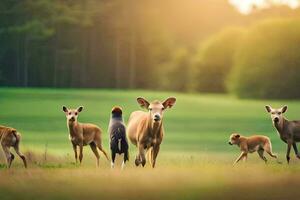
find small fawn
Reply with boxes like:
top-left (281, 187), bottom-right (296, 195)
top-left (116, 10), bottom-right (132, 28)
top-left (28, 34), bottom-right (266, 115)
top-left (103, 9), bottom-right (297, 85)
top-left (62, 106), bottom-right (109, 166)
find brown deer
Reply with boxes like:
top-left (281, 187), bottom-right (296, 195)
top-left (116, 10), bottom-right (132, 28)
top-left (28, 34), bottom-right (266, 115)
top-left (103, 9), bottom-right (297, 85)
top-left (127, 97), bottom-right (176, 168)
top-left (62, 106), bottom-right (109, 166)
top-left (0, 125), bottom-right (27, 168)
top-left (228, 133), bottom-right (280, 165)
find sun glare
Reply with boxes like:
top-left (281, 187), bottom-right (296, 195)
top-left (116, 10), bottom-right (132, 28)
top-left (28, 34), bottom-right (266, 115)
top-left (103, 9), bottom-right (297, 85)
top-left (229, 0), bottom-right (300, 14)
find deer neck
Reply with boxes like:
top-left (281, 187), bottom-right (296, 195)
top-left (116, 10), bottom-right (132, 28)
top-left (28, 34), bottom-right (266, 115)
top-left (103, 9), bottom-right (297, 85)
top-left (147, 114), bottom-right (162, 137)
top-left (274, 117), bottom-right (288, 136)
top-left (68, 120), bottom-right (79, 137)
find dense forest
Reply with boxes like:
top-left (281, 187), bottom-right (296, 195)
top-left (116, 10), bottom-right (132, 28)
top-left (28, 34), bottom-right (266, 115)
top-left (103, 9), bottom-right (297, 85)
top-left (1, 0), bottom-right (300, 98)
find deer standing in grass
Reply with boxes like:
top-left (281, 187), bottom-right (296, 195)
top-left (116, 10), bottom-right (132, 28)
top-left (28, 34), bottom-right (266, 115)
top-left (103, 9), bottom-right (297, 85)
top-left (62, 106), bottom-right (109, 166)
top-left (127, 97), bottom-right (176, 168)
top-left (266, 105), bottom-right (300, 164)
top-left (0, 126), bottom-right (27, 168)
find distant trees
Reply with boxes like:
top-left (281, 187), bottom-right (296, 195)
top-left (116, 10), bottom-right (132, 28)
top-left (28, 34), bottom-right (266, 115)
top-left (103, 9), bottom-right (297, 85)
top-left (159, 48), bottom-right (191, 92)
top-left (0, 0), bottom-right (242, 89)
top-left (193, 27), bottom-right (244, 93)
top-left (228, 19), bottom-right (300, 99)
top-left (1, 1), bottom-right (300, 99)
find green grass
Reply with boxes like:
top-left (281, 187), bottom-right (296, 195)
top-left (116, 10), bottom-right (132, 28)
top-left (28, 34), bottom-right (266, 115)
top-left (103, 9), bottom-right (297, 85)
top-left (1, 88), bottom-right (300, 200)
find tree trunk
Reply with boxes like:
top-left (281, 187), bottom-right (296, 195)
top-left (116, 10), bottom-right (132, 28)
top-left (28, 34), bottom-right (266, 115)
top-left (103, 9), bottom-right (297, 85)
top-left (129, 27), bottom-right (136, 89)
top-left (53, 28), bottom-right (59, 87)
top-left (115, 33), bottom-right (121, 89)
top-left (23, 35), bottom-right (29, 87)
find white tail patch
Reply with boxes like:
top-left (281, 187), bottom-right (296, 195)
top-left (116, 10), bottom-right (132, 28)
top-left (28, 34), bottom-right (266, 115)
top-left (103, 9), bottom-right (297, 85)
top-left (118, 139), bottom-right (122, 151)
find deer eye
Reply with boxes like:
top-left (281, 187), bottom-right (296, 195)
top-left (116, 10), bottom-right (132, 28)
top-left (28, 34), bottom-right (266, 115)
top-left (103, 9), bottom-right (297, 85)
top-left (278, 112), bottom-right (281, 115)
top-left (75, 112), bottom-right (78, 115)
top-left (68, 112), bottom-right (71, 115)
top-left (162, 107), bottom-right (165, 111)
top-left (149, 108), bottom-right (152, 111)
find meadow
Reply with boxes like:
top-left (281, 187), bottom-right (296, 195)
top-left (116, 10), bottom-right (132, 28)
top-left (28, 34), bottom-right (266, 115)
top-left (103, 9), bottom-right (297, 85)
top-left (1, 88), bottom-right (300, 200)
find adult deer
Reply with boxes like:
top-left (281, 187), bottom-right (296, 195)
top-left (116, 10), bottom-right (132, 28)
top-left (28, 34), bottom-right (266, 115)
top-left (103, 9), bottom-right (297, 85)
top-left (265, 105), bottom-right (300, 163)
top-left (127, 97), bottom-right (176, 168)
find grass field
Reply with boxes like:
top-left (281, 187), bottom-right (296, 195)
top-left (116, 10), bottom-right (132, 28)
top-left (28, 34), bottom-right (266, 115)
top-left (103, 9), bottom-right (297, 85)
top-left (1, 88), bottom-right (300, 200)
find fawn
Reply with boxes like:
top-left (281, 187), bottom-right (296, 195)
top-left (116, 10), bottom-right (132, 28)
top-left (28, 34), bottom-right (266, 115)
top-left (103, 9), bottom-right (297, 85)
top-left (62, 106), bottom-right (109, 166)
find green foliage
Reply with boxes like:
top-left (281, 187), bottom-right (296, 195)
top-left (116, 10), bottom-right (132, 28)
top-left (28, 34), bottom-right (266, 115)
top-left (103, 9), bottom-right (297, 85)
top-left (159, 48), bottom-right (192, 92)
top-left (228, 19), bottom-right (300, 99)
top-left (1, 1), bottom-right (300, 94)
top-left (193, 27), bottom-right (244, 93)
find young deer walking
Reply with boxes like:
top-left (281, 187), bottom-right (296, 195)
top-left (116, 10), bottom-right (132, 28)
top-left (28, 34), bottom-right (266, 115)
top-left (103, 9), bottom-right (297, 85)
top-left (0, 126), bottom-right (27, 168)
top-left (266, 105), bottom-right (300, 163)
top-left (127, 97), bottom-right (176, 168)
top-left (62, 106), bottom-right (109, 166)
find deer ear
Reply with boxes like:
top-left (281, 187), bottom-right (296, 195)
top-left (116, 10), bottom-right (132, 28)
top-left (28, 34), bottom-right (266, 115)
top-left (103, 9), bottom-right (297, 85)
top-left (162, 97), bottom-right (176, 109)
top-left (265, 105), bottom-right (272, 113)
top-left (77, 106), bottom-right (84, 112)
top-left (10, 128), bottom-right (17, 134)
top-left (63, 106), bottom-right (68, 112)
top-left (282, 105), bottom-right (288, 113)
top-left (137, 97), bottom-right (150, 109)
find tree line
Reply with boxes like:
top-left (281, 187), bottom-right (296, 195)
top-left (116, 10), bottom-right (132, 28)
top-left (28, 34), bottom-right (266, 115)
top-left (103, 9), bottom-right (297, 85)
top-left (0, 0), bottom-right (299, 98)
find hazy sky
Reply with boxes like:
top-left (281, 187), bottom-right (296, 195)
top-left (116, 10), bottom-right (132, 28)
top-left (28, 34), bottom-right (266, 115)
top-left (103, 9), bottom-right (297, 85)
top-left (229, 0), bottom-right (300, 14)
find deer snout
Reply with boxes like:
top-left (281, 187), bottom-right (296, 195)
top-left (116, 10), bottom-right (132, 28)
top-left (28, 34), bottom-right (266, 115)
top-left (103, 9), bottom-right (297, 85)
top-left (69, 116), bottom-right (75, 121)
top-left (228, 141), bottom-right (232, 145)
top-left (154, 114), bottom-right (161, 122)
top-left (273, 117), bottom-right (279, 123)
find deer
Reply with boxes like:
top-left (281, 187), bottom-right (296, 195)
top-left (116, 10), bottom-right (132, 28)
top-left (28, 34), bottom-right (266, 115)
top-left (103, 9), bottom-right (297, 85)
top-left (265, 105), bottom-right (300, 164)
top-left (228, 133), bottom-right (280, 165)
top-left (127, 97), bottom-right (176, 168)
top-left (0, 125), bottom-right (27, 168)
top-left (62, 106), bottom-right (109, 167)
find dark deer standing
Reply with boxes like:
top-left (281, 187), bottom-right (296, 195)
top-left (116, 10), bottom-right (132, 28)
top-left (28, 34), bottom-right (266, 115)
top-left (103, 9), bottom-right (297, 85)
top-left (265, 105), bottom-right (300, 163)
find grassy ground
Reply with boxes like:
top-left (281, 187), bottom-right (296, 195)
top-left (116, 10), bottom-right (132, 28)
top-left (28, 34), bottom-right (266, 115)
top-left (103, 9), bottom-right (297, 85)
top-left (1, 88), bottom-right (300, 200)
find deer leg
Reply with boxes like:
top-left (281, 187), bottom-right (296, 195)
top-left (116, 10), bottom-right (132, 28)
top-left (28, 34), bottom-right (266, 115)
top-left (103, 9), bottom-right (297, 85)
top-left (257, 149), bottom-right (267, 163)
top-left (147, 147), bottom-right (153, 166)
top-left (96, 140), bottom-right (109, 161)
top-left (14, 145), bottom-right (27, 168)
top-left (242, 153), bottom-right (248, 162)
top-left (90, 142), bottom-right (100, 167)
top-left (287, 142), bottom-right (292, 164)
top-left (72, 143), bottom-right (78, 164)
top-left (124, 150), bottom-right (129, 162)
top-left (151, 145), bottom-right (160, 168)
top-left (136, 144), bottom-right (146, 167)
top-left (233, 152), bottom-right (247, 165)
top-left (292, 143), bottom-right (300, 159)
top-left (122, 151), bottom-right (129, 170)
top-left (1, 144), bottom-right (13, 168)
top-left (111, 151), bottom-right (116, 169)
top-left (79, 144), bottom-right (83, 164)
